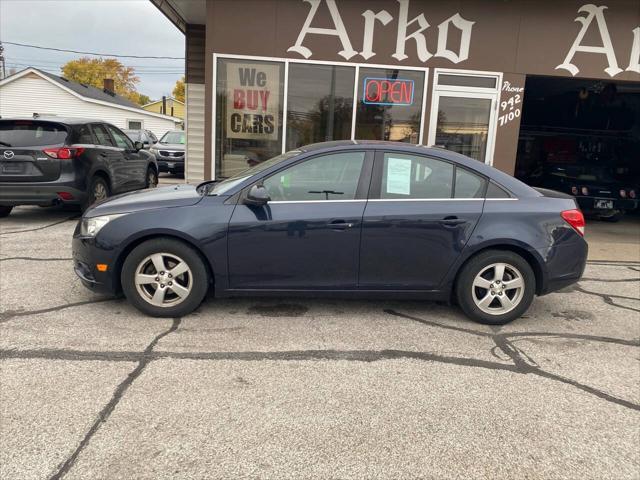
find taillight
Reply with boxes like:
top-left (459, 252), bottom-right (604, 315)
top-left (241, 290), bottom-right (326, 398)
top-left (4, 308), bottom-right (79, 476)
top-left (581, 186), bottom-right (589, 196)
top-left (571, 186), bottom-right (578, 195)
top-left (561, 209), bottom-right (585, 236)
top-left (630, 190), bottom-right (636, 199)
top-left (619, 189), bottom-right (627, 198)
top-left (43, 147), bottom-right (84, 159)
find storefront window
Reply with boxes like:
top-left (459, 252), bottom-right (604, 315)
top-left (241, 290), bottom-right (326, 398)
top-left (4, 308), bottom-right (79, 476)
top-left (355, 68), bottom-right (425, 144)
top-left (286, 64), bottom-right (354, 151)
top-left (216, 58), bottom-right (284, 178)
top-left (435, 96), bottom-right (492, 163)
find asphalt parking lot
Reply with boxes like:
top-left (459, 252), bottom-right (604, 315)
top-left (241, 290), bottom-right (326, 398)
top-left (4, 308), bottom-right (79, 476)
top-left (1, 188), bottom-right (639, 479)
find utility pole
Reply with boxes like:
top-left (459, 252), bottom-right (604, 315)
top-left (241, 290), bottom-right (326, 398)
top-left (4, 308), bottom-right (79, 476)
top-left (0, 42), bottom-right (6, 79)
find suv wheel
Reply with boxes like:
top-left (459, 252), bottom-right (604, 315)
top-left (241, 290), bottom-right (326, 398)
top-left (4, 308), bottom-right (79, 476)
top-left (121, 238), bottom-right (209, 317)
top-left (146, 167), bottom-right (158, 189)
top-left (455, 250), bottom-right (535, 325)
top-left (0, 206), bottom-right (13, 217)
top-left (84, 176), bottom-right (110, 210)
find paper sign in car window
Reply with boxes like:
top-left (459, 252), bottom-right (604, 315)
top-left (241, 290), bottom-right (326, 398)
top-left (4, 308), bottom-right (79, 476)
top-left (281, 173), bottom-right (291, 188)
top-left (386, 157), bottom-right (412, 195)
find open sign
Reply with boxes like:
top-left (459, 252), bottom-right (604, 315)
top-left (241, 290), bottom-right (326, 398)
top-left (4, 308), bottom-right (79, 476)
top-left (363, 78), bottom-right (414, 106)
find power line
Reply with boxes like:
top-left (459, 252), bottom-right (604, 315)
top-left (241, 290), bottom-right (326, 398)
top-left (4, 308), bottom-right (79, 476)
top-left (3, 41), bottom-right (185, 60)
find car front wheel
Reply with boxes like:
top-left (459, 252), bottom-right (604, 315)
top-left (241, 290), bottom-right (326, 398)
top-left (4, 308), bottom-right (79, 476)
top-left (146, 167), bottom-right (158, 189)
top-left (455, 250), bottom-right (535, 325)
top-left (121, 238), bottom-right (209, 317)
top-left (0, 206), bottom-right (13, 217)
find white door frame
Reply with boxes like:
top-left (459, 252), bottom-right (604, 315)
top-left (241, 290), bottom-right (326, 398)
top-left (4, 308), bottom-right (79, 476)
top-left (427, 68), bottom-right (502, 166)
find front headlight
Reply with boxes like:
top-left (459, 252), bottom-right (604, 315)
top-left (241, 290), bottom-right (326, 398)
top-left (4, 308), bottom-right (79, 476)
top-left (80, 214), bottom-right (124, 237)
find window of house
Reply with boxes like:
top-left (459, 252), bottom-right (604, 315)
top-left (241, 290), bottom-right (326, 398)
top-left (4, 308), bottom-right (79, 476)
top-left (127, 120), bottom-right (143, 130)
top-left (262, 152), bottom-right (365, 202)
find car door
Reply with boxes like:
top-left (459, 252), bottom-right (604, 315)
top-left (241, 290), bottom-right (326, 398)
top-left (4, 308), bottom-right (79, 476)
top-left (90, 123), bottom-right (127, 193)
top-left (106, 125), bottom-right (147, 190)
top-left (358, 151), bottom-right (485, 290)
top-left (227, 150), bottom-right (373, 290)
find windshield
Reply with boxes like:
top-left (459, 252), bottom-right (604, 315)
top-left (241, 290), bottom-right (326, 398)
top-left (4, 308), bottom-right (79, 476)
top-left (160, 131), bottom-right (185, 144)
top-left (0, 121), bottom-right (68, 147)
top-left (208, 150), bottom-right (303, 195)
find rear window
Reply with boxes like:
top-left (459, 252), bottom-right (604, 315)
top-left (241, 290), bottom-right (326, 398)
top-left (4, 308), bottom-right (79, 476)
top-left (0, 121), bottom-right (68, 147)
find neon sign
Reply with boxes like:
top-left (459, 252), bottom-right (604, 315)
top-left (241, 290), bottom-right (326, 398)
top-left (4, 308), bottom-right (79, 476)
top-left (363, 78), bottom-right (414, 106)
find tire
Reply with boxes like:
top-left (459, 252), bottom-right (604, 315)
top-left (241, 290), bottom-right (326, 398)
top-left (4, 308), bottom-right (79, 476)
top-left (0, 206), bottom-right (13, 217)
top-left (121, 238), bottom-right (209, 317)
top-left (455, 250), bottom-right (536, 325)
top-left (83, 176), bottom-right (110, 211)
top-left (146, 167), bottom-right (158, 189)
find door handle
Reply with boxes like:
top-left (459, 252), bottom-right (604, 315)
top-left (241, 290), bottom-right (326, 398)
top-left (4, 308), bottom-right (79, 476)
top-left (328, 220), bottom-right (355, 230)
top-left (439, 216), bottom-right (467, 226)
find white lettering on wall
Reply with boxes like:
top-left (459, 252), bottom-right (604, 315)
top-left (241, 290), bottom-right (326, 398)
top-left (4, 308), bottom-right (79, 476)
top-left (627, 27), bottom-right (640, 74)
top-left (556, 4), bottom-right (622, 77)
top-left (288, 0), bottom-right (475, 65)
top-left (287, 0), bottom-right (358, 60)
top-left (435, 13), bottom-right (475, 63)
top-left (360, 9), bottom-right (393, 60)
top-left (392, 0), bottom-right (432, 62)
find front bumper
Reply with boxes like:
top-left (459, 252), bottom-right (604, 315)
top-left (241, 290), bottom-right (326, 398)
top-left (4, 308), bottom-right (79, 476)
top-left (72, 229), bottom-right (119, 295)
top-left (0, 181), bottom-right (87, 206)
top-left (157, 159), bottom-right (185, 174)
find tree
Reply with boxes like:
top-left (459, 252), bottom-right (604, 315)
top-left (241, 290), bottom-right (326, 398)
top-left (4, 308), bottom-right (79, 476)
top-left (61, 57), bottom-right (150, 105)
top-left (173, 76), bottom-right (185, 102)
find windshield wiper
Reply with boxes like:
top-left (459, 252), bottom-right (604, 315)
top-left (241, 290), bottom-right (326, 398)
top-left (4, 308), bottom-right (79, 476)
top-left (0, 141), bottom-right (11, 147)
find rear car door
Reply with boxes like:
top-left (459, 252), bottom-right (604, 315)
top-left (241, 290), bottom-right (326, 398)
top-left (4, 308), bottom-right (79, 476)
top-left (91, 123), bottom-right (127, 193)
top-left (0, 120), bottom-right (69, 183)
top-left (106, 125), bottom-right (147, 190)
top-left (358, 151), bottom-right (485, 290)
top-left (227, 150), bottom-right (373, 290)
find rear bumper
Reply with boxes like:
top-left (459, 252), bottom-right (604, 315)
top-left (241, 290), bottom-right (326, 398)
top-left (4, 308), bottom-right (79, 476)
top-left (0, 180), bottom-right (86, 206)
top-left (537, 238), bottom-right (588, 295)
top-left (576, 196), bottom-right (638, 212)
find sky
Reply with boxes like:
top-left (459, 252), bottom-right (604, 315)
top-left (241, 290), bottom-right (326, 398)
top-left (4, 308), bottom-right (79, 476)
top-left (0, 0), bottom-right (185, 100)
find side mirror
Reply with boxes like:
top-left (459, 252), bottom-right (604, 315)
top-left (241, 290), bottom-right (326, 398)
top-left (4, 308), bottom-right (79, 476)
top-left (134, 141), bottom-right (144, 151)
top-left (244, 184), bottom-right (270, 206)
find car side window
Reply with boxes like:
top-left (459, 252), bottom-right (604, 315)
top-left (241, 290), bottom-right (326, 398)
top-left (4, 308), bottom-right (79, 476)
top-left (92, 124), bottom-right (116, 147)
top-left (380, 153), bottom-right (453, 199)
top-left (486, 181), bottom-right (512, 198)
top-left (262, 152), bottom-right (365, 201)
top-left (76, 124), bottom-right (95, 144)
top-left (107, 125), bottom-right (134, 150)
top-left (454, 167), bottom-right (487, 198)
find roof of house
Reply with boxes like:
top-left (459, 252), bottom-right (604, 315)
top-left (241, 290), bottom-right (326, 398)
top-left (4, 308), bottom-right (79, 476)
top-left (35, 69), bottom-right (142, 109)
top-left (143, 97), bottom-right (184, 107)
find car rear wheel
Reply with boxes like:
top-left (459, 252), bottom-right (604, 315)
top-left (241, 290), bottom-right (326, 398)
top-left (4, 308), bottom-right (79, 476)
top-left (121, 238), bottom-right (209, 317)
top-left (0, 206), bottom-right (13, 217)
top-left (146, 167), bottom-right (158, 189)
top-left (83, 176), bottom-right (110, 210)
top-left (455, 250), bottom-right (535, 325)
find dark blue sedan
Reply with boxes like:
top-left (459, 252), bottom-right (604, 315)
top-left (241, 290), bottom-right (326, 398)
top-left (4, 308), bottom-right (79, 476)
top-left (72, 141), bottom-right (588, 324)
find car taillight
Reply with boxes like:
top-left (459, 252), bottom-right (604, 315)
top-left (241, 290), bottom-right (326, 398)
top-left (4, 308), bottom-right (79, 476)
top-left (630, 190), bottom-right (636, 199)
top-left (619, 189), bottom-right (627, 198)
top-left (561, 209), bottom-right (585, 236)
top-left (581, 186), bottom-right (589, 196)
top-left (571, 186), bottom-right (578, 195)
top-left (43, 147), bottom-right (84, 159)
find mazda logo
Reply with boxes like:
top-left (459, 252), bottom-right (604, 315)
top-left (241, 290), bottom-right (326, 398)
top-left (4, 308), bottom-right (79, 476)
top-left (3, 150), bottom-right (14, 159)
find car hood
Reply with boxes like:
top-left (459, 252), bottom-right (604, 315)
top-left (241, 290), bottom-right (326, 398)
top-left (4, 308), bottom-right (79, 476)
top-left (85, 184), bottom-right (203, 217)
top-left (154, 143), bottom-right (185, 151)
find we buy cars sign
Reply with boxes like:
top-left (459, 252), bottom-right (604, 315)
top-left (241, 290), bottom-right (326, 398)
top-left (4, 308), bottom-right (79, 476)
top-left (226, 62), bottom-right (280, 140)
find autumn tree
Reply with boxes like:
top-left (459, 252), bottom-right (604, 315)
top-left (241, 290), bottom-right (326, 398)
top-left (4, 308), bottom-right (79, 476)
top-left (61, 57), bottom-right (150, 105)
top-left (172, 76), bottom-right (185, 102)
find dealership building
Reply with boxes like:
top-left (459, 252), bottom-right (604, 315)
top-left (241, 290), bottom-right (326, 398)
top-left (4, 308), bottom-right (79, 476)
top-left (152, 0), bottom-right (639, 191)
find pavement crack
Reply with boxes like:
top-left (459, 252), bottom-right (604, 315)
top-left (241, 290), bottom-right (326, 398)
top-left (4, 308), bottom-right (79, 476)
top-left (48, 317), bottom-right (182, 480)
top-left (0, 256), bottom-right (73, 263)
top-left (0, 298), bottom-right (115, 324)
top-left (574, 285), bottom-right (640, 314)
top-left (0, 215), bottom-right (79, 236)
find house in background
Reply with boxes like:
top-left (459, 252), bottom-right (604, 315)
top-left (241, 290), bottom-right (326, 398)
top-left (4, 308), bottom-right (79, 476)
top-left (0, 68), bottom-right (181, 138)
top-left (143, 96), bottom-right (185, 120)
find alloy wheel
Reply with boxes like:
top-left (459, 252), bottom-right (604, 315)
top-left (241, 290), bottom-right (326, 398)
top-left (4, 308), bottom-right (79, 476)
top-left (148, 170), bottom-right (158, 188)
top-left (93, 182), bottom-right (108, 201)
top-left (471, 262), bottom-right (525, 315)
top-left (134, 252), bottom-right (192, 307)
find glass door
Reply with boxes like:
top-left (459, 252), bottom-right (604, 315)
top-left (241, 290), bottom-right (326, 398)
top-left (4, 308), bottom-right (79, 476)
top-left (428, 71), bottom-right (501, 165)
